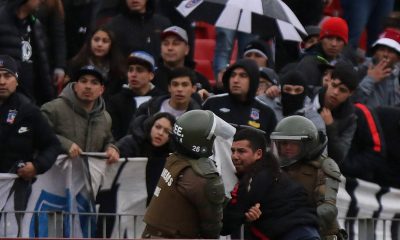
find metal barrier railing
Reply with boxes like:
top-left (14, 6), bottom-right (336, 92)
top-left (0, 211), bottom-right (145, 238)
top-left (339, 217), bottom-right (400, 240)
top-left (0, 211), bottom-right (399, 239)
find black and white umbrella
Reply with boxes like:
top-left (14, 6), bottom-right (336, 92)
top-left (177, 0), bottom-right (307, 42)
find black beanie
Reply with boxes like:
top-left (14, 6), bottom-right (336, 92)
top-left (280, 70), bottom-right (307, 87)
top-left (331, 61), bottom-right (359, 91)
top-left (259, 67), bottom-right (278, 85)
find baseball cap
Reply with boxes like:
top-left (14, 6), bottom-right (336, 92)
top-left (161, 26), bottom-right (188, 43)
top-left (74, 65), bottom-right (105, 84)
top-left (0, 55), bottom-right (18, 78)
top-left (372, 28), bottom-right (400, 55)
top-left (127, 51), bottom-right (156, 72)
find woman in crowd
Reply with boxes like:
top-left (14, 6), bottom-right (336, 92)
top-left (66, 26), bottom-right (126, 100)
top-left (117, 112), bottom-right (175, 205)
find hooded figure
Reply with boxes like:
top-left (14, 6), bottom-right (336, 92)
top-left (203, 59), bottom-right (277, 138)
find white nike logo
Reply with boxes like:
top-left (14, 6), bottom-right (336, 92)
top-left (18, 127), bottom-right (28, 134)
top-left (220, 108), bottom-right (230, 113)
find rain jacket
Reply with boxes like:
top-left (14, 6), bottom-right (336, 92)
top-left (41, 83), bottom-right (117, 153)
top-left (353, 59), bottom-right (400, 108)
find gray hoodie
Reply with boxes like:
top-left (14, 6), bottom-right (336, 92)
top-left (41, 83), bottom-right (117, 153)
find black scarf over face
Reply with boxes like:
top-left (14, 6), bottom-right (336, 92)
top-left (280, 71), bottom-right (307, 116)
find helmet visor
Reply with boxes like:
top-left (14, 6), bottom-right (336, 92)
top-left (270, 135), bottom-right (310, 167)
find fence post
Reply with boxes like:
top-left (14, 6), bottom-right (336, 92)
top-left (358, 218), bottom-right (375, 240)
top-left (47, 211), bottom-right (63, 237)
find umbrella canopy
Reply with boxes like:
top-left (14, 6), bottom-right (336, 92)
top-left (177, 0), bottom-right (307, 42)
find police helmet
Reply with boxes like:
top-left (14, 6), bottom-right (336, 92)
top-left (172, 110), bottom-right (216, 158)
top-left (270, 115), bottom-right (327, 167)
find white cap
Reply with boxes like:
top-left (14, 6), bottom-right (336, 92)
top-left (161, 26), bottom-right (188, 43)
top-left (373, 38), bottom-right (400, 55)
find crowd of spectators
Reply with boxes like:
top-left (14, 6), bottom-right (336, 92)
top-left (0, 0), bottom-right (400, 236)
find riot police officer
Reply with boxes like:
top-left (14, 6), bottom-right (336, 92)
top-left (142, 110), bottom-right (226, 239)
top-left (270, 115), bottom-right (347, 240)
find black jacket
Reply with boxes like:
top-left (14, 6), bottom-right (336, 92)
top-left (0, 0), bottom-right (54, 104)
top-left (117, 117), bottom-right (173, 205)
top-left (296, 44), bottom-right (335, 95)
top-left (36, 1), bottom-right (67, 72)
top-left (296, 44), bottom-right (356, 97)
top-left (316, 88), bottom-right (357, 164)
top-left (0, 93), bottom-right (61, 174)
top-left (342, 105), bottom-right (400, 188)
top-left (222, 156), bottom-right (319, 239)
top-left (106, 0), bottom-right (171, 58)
top-left (203, 60), bottom-right (277, 138)
top-left (107, 85), bottom-right (163, 140)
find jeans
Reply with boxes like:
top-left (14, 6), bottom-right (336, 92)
top-left (281, 225), bottom-right (321, 240)
top-left (213, 27), bottom-right (256, 76)
top-left (340, 0), bottom-right (395, 49)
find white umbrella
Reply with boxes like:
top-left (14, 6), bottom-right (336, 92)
top-left (177, 0), bottom-right (307, 42)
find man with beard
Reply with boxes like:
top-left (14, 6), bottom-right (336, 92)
top-left (311, 61), bottom-right (359, 164)
top-left (41, 65), bottom-right (119, 163)
top-left (203, 59), bottom-right (277, 139)
top-left (223, 128), bottom-right (320, 240)
top-left (0, 55), bottom-right (60, 227)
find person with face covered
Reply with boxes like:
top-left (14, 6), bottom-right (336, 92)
top-left (257, 70), bottom-right (325, 132)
